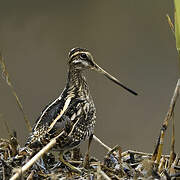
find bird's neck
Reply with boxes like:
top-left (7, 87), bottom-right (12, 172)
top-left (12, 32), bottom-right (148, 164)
top-left (66, 66), bottom-right (89, 96)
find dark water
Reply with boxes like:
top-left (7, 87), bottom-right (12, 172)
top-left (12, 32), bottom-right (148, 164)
top-left (0, 1), bottom-right (179, 159)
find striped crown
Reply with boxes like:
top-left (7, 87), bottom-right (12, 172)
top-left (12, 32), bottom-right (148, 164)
top-left (69, 47), bottom-right (88, 59)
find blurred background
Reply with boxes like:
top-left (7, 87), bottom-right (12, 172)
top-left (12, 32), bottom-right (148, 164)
top-left (0, 0), bottom-right (179, 159)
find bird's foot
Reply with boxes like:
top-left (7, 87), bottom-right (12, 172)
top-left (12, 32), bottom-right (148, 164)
top-left (83, 152), bottom-right (90, 169)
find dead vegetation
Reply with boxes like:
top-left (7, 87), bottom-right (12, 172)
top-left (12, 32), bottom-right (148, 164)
top-left (1, 2), bottom-right (180, 179)
top-left (0, 126), bottom-right (180, 179)
top-left (0, 53), bottom-right (180, 179)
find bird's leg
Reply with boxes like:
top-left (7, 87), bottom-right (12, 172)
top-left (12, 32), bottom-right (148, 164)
top-left (71, 147), bottom-right (81, 160)
top-left (83, 134), bottom-right (93, 169)
top-left (59, 152), bottom-right (82, 173)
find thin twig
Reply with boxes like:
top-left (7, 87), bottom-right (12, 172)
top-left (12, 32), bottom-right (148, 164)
top-left (99, 170), bottom-right (111, 180)
top-left (26, 170), bottom-right (34, 180)
top-left (97, 161), bottom-right (101, 180)
top-left (170, 153), bottom-right (179, 176)
top-left (166, 14), bottom-right (175, 35)
top-left (0, 53), bottom-right (32, 132)
top-left (169, 155), bottom-right (178, 176)
top-left (107, 145), bottom-right (121, 156)
top-left (93, 135), bottom-right (112, 151)
top-left (158, 156), bottom-right (165, 173)
top-left (68, 160), bottom-right (82, 164)
top-left (3, 117), bottom-right (12, 138)
top-left (0, 114), bottom-right (12, 137)
top-left (121, 150), bottom-right (170, 158)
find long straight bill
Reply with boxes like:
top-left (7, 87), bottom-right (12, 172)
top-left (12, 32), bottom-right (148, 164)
top-left (94, 63), bottom-right (138, 96)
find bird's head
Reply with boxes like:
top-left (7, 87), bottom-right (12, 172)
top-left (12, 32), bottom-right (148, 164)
top-left (68, 47), bottom-right (95, 70)
top-left (68, 47), bottom-right (137, 96)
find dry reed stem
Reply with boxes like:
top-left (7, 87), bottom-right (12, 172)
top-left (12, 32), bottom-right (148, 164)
top-left (152, 79), bottom-right (180, 163)
top-left (0, 53), bottom-right (32, 132)
top-left (168, 114), bottom-right (176, 169)
top-left (99, 170), bottom-right (111, 180)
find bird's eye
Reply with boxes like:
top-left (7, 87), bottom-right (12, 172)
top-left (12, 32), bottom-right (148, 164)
top-left (80, 53), bottom-right (87, 59)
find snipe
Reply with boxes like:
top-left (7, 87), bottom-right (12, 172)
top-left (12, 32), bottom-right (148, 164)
top-left (26, 47), bottom-right (137, 172)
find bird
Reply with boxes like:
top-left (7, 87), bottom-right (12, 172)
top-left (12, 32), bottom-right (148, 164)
top-left (26, 47), bottom-right (137, 172)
